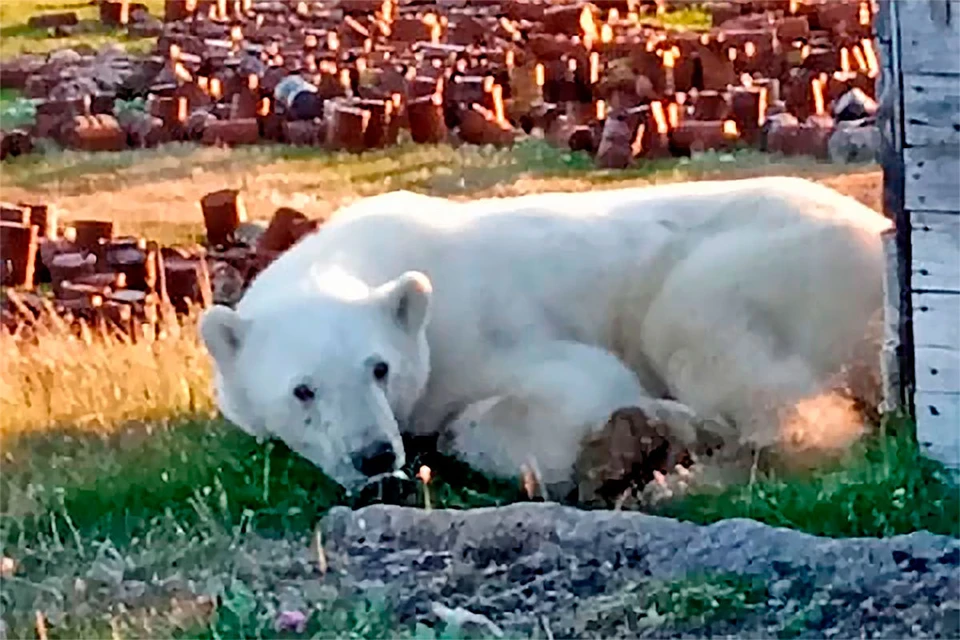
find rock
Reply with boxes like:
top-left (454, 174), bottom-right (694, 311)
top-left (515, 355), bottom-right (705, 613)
top-left (119, 579), bottom-right (147, 604)
top-left (128, 16), bottom-right (163, 38)
top-left (49, 77), bottom-right (99, 102)
top-left (184, 109), bottom-right (217, 141)
top-left (118, 110), bottom-right (165, 148)
top-left (86, 543), bottom-right (127, 587)
top-left (456, 108), bottom-right (515, 147)
top-left (318, 503), bottom-right (960, 636)
top-left (234, 221), bottom-right (267, 247)
top-left (594, 113), bottom-right (635, 170)
top-left (47, 48), bottom-right (82, 66)
top-left (210, 261), bottom-right (245, 307)
top-left (769, 578), bottom-right (794, 601)
top-left (0, 130), bottom-right (34, 161)
top-left (828, 119), bottom-right (880, 164)
top-left (257, 207), bottom-right (319, 254)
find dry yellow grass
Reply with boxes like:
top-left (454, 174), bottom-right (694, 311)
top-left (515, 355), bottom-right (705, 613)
top-left (0, 308), bottom-right (215, 435)
top-left (0, 0), bottom-right (165, 59)
top-left (1, 142), bottom-right (883, 245)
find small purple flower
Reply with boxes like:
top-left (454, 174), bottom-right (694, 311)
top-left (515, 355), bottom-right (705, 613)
top-left (274, 609), bottom-right (308, 634)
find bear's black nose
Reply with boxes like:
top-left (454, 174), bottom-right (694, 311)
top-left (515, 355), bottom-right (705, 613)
top-left (352, 441), bottom-right (397, 477)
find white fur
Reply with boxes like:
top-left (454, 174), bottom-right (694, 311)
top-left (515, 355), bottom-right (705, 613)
top-left (199, 176), bottom-right (891, 492)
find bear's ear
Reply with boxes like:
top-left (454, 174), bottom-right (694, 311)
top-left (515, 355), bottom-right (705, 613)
top-left (377, 271), bottom-right (432, 335)
top-left (199, 305), bottom-right (249, 367)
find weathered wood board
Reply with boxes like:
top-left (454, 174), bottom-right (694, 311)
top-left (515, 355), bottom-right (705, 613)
top-left (904, 146), bottom-right (960, 213)
top-left (897, 1), bottom-right (960, 75)
top-left (910, 211), bottom-right (960, 293)
top-left (912, 292), bottom-right (960, 350)
top-left (915, 346), bottom-right (960, 393)
top-left (912, 293), bottom-right (960, 469)
top-left (903, 74), bottom-right (960, 147)
top-left (914, 391), bottom-right (960, 469)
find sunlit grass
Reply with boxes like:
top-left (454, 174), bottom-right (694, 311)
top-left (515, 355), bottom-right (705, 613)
top-left (0, 0), bottom-right (162, 59)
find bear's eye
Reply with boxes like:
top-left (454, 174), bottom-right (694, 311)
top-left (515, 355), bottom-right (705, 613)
top-left (293, 383), bottom-right (315, 402)
top-left (373, 361), bottom-right (389, 382)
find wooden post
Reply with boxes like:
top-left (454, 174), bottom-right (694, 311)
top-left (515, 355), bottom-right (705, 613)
top-left (874, 0), bottom-right (914, 415)
top-left (879, 228), bottom-right (901, 414)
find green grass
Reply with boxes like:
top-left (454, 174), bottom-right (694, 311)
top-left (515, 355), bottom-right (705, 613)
top-left (0, 88), bottom-right (36, 130)
top-left (0, 1), bottom-right (711, 60)
top-left (653, 413), bottom-right (960, 539)
top-left (5, 412), bottom-right (954, 568)
top-left (1, 417), bottom-right (521, 554)
top-left (646, 573), bottom-right (769, 627)
top-left (640, 5), bottom-right (713, 31)
top-left (0, 138), bottom-right (824, 193)
top-left (555, 570), bottom-right (770, 638)
top-left (0, 88), bottom-right (21, 105)
top-left (0, 0), bottom-right (163, 60)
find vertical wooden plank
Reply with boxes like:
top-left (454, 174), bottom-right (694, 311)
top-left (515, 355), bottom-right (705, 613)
top-left (904, 147), bottom-right (960, 213)
top-left (880, 229), bottom-right (901, 413)
top-left (876, 0), bottom-right (915, 413)
top-left (914, 391), bottom-right (960, 471)
top-left (912, 292), bottom-right (960, 350)
top-left (911, 211), bottom-right (960, 293)
top-left (897, 0), bottom-right (960, 74)
top-left (902, 74), bottom-right (960, 147)
top-left (912, 292), bottom-right (960, 469)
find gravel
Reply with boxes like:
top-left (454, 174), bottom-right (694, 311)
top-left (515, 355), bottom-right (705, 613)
top-left (312, 503), bottom-right (960, 638)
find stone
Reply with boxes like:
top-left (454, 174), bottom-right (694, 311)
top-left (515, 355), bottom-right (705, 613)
top-left (86, 543), bottom-right (127, 587)
top-left (0, 130), bottom-right (34, 162)
top-left (828, 120), bottom-right (879, 164)
top-left (128, 16), bottom-right (163, 38)
top-left (317, 502), bottom-right (960, 637)
top-left (594, 114), bottom-right (635, 170)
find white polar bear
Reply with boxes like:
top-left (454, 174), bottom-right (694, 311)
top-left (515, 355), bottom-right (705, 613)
top-left (199, 176), bottom-right (892, 494)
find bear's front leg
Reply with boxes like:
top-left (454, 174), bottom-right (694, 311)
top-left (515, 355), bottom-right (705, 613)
top-left (437, 340), bottom-right (708, 495)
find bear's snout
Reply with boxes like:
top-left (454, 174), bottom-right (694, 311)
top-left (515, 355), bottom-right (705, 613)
top-left (351, 440), bottom-right (399, 476)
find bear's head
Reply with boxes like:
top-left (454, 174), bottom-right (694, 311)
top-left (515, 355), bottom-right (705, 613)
top-left (199, 270), bottom-right (433, 493)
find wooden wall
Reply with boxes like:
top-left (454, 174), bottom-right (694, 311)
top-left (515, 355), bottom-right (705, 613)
top-left (876, 0), bottom-right (960, 469)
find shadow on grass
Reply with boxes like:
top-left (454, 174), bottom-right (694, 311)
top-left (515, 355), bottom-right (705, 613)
top-left (3, 411), bottom-right (957, 565)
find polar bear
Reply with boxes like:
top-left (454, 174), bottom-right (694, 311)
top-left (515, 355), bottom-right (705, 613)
top-left (199, 176), bottom-right (891, 494)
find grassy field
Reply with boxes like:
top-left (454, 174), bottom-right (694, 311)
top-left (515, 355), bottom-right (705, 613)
top-left (1, 138), bottom-right (884, 245)
top-left (0, 1), bottom-right (711, 61)
top-left (0, 0), bottom-right (163, 59)
top-left (1, 138), bottom-right (958, 638)
top-left (3, 2), bottom-right (954, 637)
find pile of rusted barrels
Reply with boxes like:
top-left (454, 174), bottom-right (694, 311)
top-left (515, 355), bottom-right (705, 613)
top-left (0, 0), bottom-right (879, 166)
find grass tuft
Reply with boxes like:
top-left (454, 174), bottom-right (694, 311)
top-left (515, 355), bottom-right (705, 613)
top-left (653, 413), bottom-right (960, 538)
